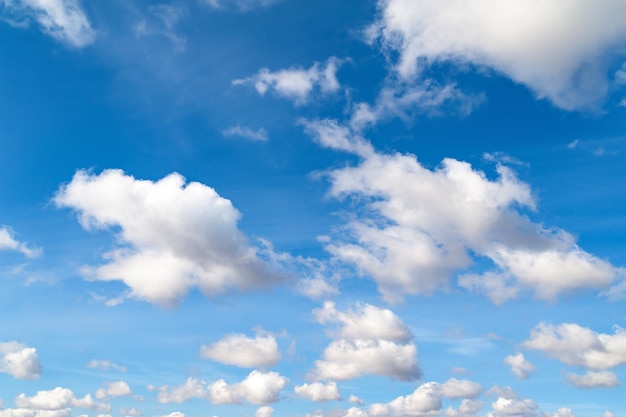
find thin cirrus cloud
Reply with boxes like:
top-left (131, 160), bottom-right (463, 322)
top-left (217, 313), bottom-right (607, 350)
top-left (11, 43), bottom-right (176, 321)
top-left (0, 341), bottom-right (42, 380)
top-left (303, 119), bottom-right (621, 304)
top-left (203, 0), bottom-right (280, 13)
top-left (0, 0), bottom-right (96, 47)
top-left (0, 226), bottom-right (41, 258)
top-left (53, 169), bottom-right (286, 307)
top-left (233, 58), bottom-right (342, 105)
top-left (200, 333), bottom-right (281, 368)
top-left (222, 125), bottom-right (269, 142)
top-left (368, 0), bottom-right (626, 110)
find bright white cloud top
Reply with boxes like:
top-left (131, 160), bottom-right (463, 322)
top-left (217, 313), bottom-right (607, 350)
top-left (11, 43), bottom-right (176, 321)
top-left (1, 0), bottom-right (626, 417)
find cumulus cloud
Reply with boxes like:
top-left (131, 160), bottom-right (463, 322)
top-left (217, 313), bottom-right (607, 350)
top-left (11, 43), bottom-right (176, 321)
top-left (87, 360), bottom-right (126, 373)
top-left (0, 342), bottom-right (41, 380)
top-left (294, 382), bottom-right (341, 402)
top-left (200, 333), bottom-right (281, 368)
top-left (565, 371), bottom-right (620, 389)
top-left (95, 381), bottom-right (131, 399)
top-left (222, 125), bottom-right (268, 142)
top-left (233, 58), bottom-right (342, 105)
top-left (311, 301), bottom-right (420, 381)
top-left (444, 399), bottom-right (483, 417)
top-left (54, 169), bottom-right (284, 306)
top-left (155, 370), bottom-right (287, 405)
top-left (522, 322), bottom-right (626, 370)
top-left (485, 387), bottom-right (540, 417)
top-left (305, 120), bottom-right (621, 303)
top-left (255, 406), bottom-right (273, 417)
top-left (503, 353), bottom-right (535, 379)
top-left (0, 227), bottom-right (41, 258)
top-left (15, 387), bottom-right (108, 412)
top-left (0, 0), bottom-right (95, 47)
top-left (369, 0), bottom-right (626, 109)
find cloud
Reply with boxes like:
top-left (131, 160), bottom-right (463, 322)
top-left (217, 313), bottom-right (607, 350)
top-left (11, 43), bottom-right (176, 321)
top-left (522, 322), bottom-right (626, 370)
top-left (202, 0), bottom-right (280, 12)
top-left (233, 58), bottom-right (342, 105)
top-left (565, 371), bottom-right (620, 389)
top-left (0, 410), bottom-right (71, 417)
top-left (154, 371), bottom-right (287, 405)
top-left (0, 0), bottom-right (95, 47)
top-left (368, 0), bottom-right (626, 110)
top-left (118, 407), bottom-right (142, 417)
top-left (503, 353), bottom-right (536, 379)
top-left (222, 125), bottom-right (269, 142)
top-left (349, 395), bottom-right (364, 406)
top-left (95, 381), bottom-right (131, 399)
top-left (485, 387), bottom-right (540, 417)
top-left (0, 342), bottom-right (41, 380)
top-left (54, 169), bottom-right (285, 306)
top-left (311, 301), bottom-right (420, 381)
top-left (87, 360), bottom-right (127, 373)
top-left (294, 382), bottom-right (341, 402)
top-left (200, 333), bottom-right (281, 367)
top-left (0, 227), bottom-right (41, 258)
top-left (133, 4), bottom-right (187, 52)
top-left (255, 406), bottom-right (273, 417)
top-left (444, 399), bottom-right (483, 417)
top-left (305, 120), bottom-right (621, 303)
top-left (15, 387), bottom-right (108, 412)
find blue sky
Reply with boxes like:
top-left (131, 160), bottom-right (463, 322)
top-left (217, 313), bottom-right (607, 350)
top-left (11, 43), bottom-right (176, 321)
top-left (1, 1), bottom-right (626, 417)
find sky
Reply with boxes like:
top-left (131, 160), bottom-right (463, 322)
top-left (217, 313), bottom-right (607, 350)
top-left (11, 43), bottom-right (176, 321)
top-left (1, 0), bottom-right (626, 416)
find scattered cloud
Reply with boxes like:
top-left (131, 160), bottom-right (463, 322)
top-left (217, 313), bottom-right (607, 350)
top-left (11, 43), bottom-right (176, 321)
top-left (255, 406), bottom-right (273, 417)
top-left (565, 371), bottom-right (620, 389)
top-left (15, 387), bottom-right (108, 412)
top-left (0, 226), bottom-right (41, 258)
top-left (234, 58), bottom-right (343, 105)
top-left (348, 395), bottom-right (364, 406)
top-left (54, 169), bottom-right (285, 306)
top-left (0, 341), bottom-right (41, 380)
top-left (202, 0), bottom-right (280, 12)
top-left (0, 0), bottom-right (95, 47)
top-left (485, 387), bottom-right (541, 417)
top-left (311, 301), bottom-right (420, 381)
top-left (222, 125), bottom-right (268, 142)
top-left (200, 332), bottom-right (281, 368)
top-left (294, 382), bottom-right (341, 402)
top-left (503, 353), bottom-right (535, 379)
top-left (368, 0), bottom-right (626, 110)
top-left (95, 381), bottom-right (131, 399)
top-left (133, 3), bottom-right (187, 52)
top-left (87, 360), bottom-right (127, 373)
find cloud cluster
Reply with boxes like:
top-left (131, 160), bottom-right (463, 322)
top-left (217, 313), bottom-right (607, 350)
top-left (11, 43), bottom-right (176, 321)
top-left (13, 387), bottom-right (109, 413)
top-left (200, 333), bottom-right (281, 368)
top-left (305, 120), bottom-right (620, 303)
top-left (0, 341), bottom-right (41, 380)
top-left (154, 370), bottom-right (287, 405)
top-left (369, 0), bottom-right (626, 109)
top-left (0, 0), bottom-right (96, 47)
top-left (311, 301), bottom-right (420, 381)
top-left (234, 58), bottom-right (342, 105)
top-left (0, 227), bottom-right (40, 258)
top-left (54, 169), bottom-right (284, 306)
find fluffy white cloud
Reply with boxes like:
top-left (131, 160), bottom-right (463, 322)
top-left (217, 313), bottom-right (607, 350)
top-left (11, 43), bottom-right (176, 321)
top-left (0, 227), bottom-right (40, 258)
top-left (87, 360), bottom-right (126, 373)
top-left (155, 413), bottom-right (184, 417)
top-left (54, 169), bottom-right (284, 306)
top-left (485, 387), bottom-right (540, 417)
top-left (503, 353), bottom-right (535, 379)
top-left (95, 381), bottom-right (131, 399)
top-left (368, 379), bottom-right (481, 416)
top-left (0, 0), bottom-right (95, 47)
top-left (155, 371), bottom-right (287, 405)
top-left (222, 125), bottom-right (268, 142)
top-left (522, 322), bottom-right (626, 370)
top-left (15, 388), bottom-right (107, 412)
top-left (200, 333), bottom-right (280, 368)
top-left (311, 302), bottom-right (420, 381)
top-left (369, 0), bottom-right (626, 109)
top-left (234, 58), bottom-right (342, 105)
top-left (444, 399), bottom-right (483, 417)
top-left (349, 395), bottom-right (364, 406)
top-left (294, 382), bottom-right (341, 402)
top-left (255, 406), bottom-right (273, 417)
top-left (565, 371), bottom-right (620, 389)
top-left (0, 342), bottom-right (41, 380)
top-left (0, 410), bottom-right (71, 417)
top-left (118, 407), bottom-right (141, 417)
top-left (305, 121), bottom-right (620, 303)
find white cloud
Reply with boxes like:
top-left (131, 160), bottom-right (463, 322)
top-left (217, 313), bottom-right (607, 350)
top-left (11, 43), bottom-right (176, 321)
top-left (306, 121), bottom-right (621, 303)
top-left (255, 406), bottom-right (273, 417)
top-left (311, 302), bottom-right (420, 381)
top-left (0, 342), bottom-right (41, 380)
top-left (0, 0), bottom-right (95, 47)
top-left (200, 333), bottom-right (281, 368)
top-left (0, 227), bottom-right (41, 258)
top-left (294, 382), bottom-right (341, 402)
top-left (503, 353), bottom-right (536, 379)
top-left (349, 395), bottom-right (364, 406)
top-left (54, 169), bottom-right (284, 306)
top-left (565, 371), bottom-right (620, 389)
top-left (203, 0), bottom-right (280, 12)
top-left (155, 371), bottom-right (287, 405)
top-left (15, 388), bottom-right (107, 412)
top-left (0, 410), bottom-right (71, 417)
top-left (155, 413), bottom-right (184, 417)
top-left (118, 407), bottom-right (141, 417)
top-left (222, 125), bottom-right (268, 142)
top-left (95, 381), bottom-right (131, 399)
top-left (522, 322), bottom-right (626, 370)
top-left (369, 0), bottom-right (626, 109)
top-left (444, 399), bottom-right (483, 417)
top-left (485, 387), bottom-right (540, 417)
top-left (87, 359), bottom-right (126, 373)
top-left (234, 58), bottom-right (342, 105)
